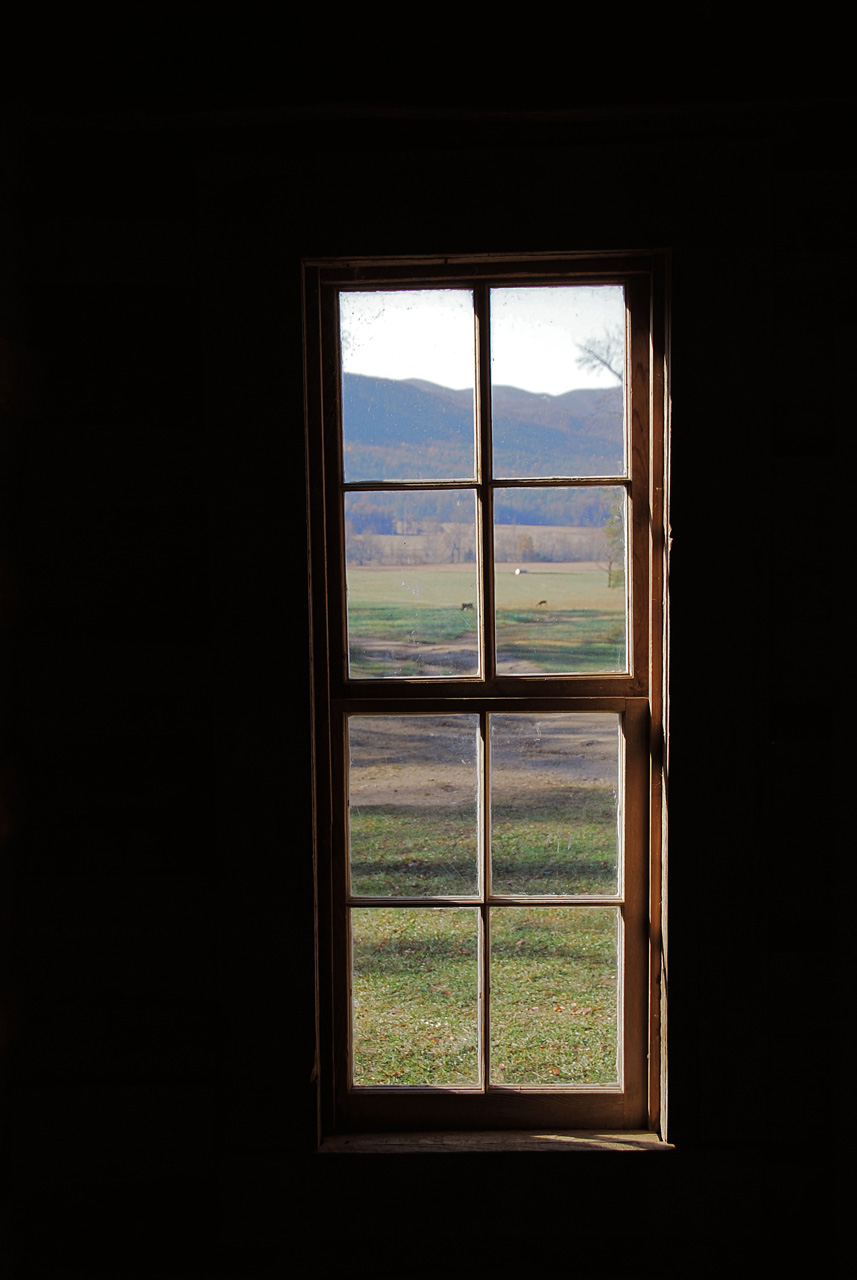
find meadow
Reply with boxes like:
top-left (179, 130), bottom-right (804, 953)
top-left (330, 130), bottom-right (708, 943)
top-left (344, 557), bottom-right (623, 1085)
top-left (351, 905), bottom-right (619, 1087)
top-left (348, 713), bottom-right (621, 1088)
top-left (349, 785), bottom-right (618, 898)
top-left (347, 561), bottom-right (626, 676)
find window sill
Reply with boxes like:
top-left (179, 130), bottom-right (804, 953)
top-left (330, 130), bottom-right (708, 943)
top-left (318, 1130), bottom-right (673, 1153)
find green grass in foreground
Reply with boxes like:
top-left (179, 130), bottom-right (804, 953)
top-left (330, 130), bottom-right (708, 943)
top-left (490, 907), bottom-right (618, 1085)
top-left (349, 806), bottom-right (478, 896)
top-left (352, 908), bottom-right (479, 1086)
top-left (351, 906), bottom-right (618, 1086)
top-left (491, 787), bottom-right (618, 895)
top-left (349, 787), bottom-right (617, 897)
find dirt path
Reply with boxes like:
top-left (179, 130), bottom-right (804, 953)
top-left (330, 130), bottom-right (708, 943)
top-left (352, 634), bottom-right (571, 678)
top-left (349, 712), bottom-right (618, 806)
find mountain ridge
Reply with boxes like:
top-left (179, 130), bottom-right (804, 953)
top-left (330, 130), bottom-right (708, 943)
top-left (342, 372), bottom-right (624, 481)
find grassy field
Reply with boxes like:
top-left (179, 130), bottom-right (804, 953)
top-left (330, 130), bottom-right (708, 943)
top-left (347, 561), bottom-right (622, 609)
top-left (349, 788), bottom-right (618, 898)
top-left (349, 728), bottom-right (620, 1086)
top-left (347, 563), bottom-right (626, 676)
top-left (351, 906), bottom-right (619, 1086)
top-left (344, 572), bottom-right (624, 1085)
top-left (489, 906), bottom-right (618, 1085)
top-left (350, 805), bottom-right (479, 896)
top-left (351, 907), bottom-right (480, 1086)
top-left (491, 784), bottom-right (618, 895)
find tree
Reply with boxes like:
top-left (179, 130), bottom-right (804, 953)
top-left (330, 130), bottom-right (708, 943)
top-left (602, 502), bottom-right (624, 588)
top-left (576, 326), bottom-right (624, 384)
top-left (516, 533), bottom-right (535, 562)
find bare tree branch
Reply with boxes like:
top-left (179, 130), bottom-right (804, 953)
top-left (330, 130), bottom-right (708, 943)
top-left (576, 328), bottom-right (624, 383)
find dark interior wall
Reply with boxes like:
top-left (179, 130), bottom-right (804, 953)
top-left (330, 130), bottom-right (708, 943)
top-left (0, 99), bottom-right (847, 1267)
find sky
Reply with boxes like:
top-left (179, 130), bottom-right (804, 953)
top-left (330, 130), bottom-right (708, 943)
top-left (339, 285), bottom-right (625, 396)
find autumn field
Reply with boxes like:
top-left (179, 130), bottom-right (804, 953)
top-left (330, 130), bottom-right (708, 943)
top-left (346, 561), bottom-right (626, 676)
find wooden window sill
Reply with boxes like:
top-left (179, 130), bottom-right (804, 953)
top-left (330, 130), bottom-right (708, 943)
top-left (318, 1130), bottom-right (673, 1153)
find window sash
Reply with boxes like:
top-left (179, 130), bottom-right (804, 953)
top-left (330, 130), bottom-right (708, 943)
top-left (316, 270), bottom-right (651, 701)
top-left (336, 701), bottom-right (648, 1110)
top-left (304, 253), bottom-right (665, 1135)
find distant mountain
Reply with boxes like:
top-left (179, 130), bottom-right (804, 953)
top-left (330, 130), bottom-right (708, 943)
top-left (341, 375), bottom-right (475, 481)
top-left (492, 382), bottom-right (624, 477)
top-left (341, 373), bottom-right (624, 483)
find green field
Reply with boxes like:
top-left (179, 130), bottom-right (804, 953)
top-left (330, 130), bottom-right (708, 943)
top-left (351, 905), bottom-right (618, 1086)
top-left (345, 569), bottom-right (624, 1085)
top-left (346, 563), bottom-right (626, 676)
top-left (349, 788), bottom-right (617, 898)
top-left (349, 777), bottom-right (620, 1087)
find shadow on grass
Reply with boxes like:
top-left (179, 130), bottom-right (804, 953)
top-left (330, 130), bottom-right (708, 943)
top-left (353, 933), bottom-right (615, 973)
top-left (350, 792), bottom-right (618, 895)
top-left (353, 934), bottom-right (477, 974)
top-left (349, 858), bottom-right (615, 895)
top-left (351, 794), bottom-right (615, 832)
top-left (492, 856), bottom-right (616, 890)
top-left (350, 865), bottom-right (478, 896)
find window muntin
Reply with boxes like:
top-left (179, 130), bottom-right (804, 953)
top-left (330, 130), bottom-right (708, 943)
top-left (305, 254), bottom-right (663, 1135)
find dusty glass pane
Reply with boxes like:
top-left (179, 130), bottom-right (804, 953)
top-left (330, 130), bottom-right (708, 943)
top-left (493, 487), bottom-right (627, 674)
top-left (340, 289), bottom-right (476, 482)
top-left (351, 907), bottom-right (480, 1086)
top-left (348, 715), bottom-right (480, 897)
top-left (489, 906), bottom-right (619, 1085)
top-left (490, 286), bottom-right (625, 479)
top-left (490, 714), bottom-right (620, 896)
top-left (345, 490), bottom-right (479, 678)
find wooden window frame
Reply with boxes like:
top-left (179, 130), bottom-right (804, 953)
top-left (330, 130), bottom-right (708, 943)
top-left (303, 251), bottom-right (669, 1141)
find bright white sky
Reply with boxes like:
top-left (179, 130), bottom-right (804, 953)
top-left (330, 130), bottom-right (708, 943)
top-left (339, 285), bottom-right (624, 395)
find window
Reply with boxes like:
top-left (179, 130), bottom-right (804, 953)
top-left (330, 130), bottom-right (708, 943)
top-left (304, 253), bottom-right (668, 1138)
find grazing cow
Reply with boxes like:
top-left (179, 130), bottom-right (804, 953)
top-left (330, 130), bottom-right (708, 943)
top-left (460, 602), bottom-right (474, 611)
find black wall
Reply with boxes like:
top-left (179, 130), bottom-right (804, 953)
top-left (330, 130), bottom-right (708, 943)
top-left (1, 98), bottom-right (847, 1271)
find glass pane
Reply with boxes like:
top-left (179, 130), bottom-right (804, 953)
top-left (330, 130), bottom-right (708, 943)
top-left (490, 714), bottom-right (620, 896)
top-left (490, 286), bottom-right (625, 478)
top-left (351, 907), bottom-right (480, 1086)
top-left (348, 715), bottom-right (480, 897)
top-left (489, 906), bottom-right (619, 1085)
top-left (493, 487), bottom-right (627, 674)
top-left (345, 490), bottom-right (479, 678)
top-left (340, 290), bottom-right (476, 482)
